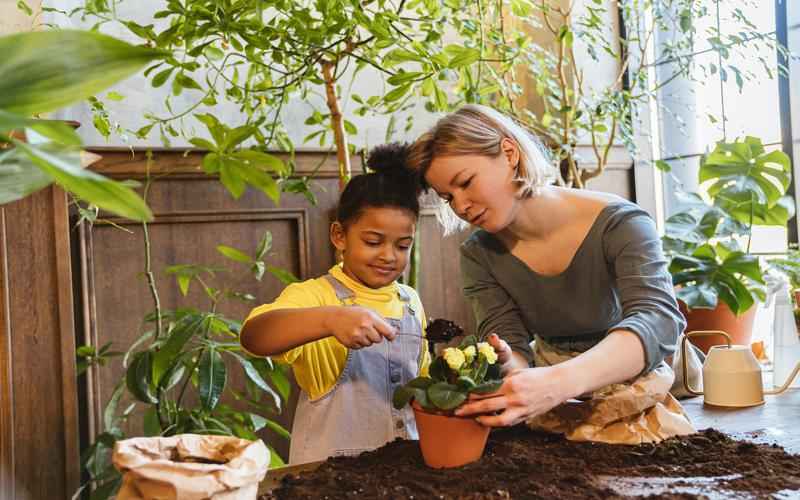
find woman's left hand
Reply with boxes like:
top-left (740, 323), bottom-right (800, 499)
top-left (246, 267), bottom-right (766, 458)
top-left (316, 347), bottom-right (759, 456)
top-left (455, 364), bottom-right (576, 427)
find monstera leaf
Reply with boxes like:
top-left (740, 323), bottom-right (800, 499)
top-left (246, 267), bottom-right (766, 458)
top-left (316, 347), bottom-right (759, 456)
top-left (700, 137), bottom-right (793, 226)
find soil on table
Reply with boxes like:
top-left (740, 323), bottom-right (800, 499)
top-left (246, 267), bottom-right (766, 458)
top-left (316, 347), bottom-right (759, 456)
top-left (261, 426), bottom-right (800, 499)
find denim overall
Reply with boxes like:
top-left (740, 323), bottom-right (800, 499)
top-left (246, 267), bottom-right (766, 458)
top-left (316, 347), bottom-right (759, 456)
top-left (288, 274), bottom-right (423, 464)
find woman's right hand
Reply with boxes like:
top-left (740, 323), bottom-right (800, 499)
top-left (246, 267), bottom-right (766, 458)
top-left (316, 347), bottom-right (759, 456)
top-left (325, 306), bottom-right (397, 349)
top-left (486, 333), bottom-right (523, 375)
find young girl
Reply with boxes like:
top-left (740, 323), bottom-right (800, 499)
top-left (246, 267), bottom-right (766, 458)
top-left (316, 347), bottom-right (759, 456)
top-left (240, 143), bottom-right (429, 464)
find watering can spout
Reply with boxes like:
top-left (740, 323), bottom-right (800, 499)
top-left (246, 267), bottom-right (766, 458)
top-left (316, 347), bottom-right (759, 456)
top-left (764, 361), bottom-right (800, 396)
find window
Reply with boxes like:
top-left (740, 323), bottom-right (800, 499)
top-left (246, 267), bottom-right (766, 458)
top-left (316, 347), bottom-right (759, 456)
top-left (652, 0), bottom-right (787, 255)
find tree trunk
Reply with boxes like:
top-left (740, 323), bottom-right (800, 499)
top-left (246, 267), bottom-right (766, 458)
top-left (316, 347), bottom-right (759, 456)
top-left (321, 61), bottom-right (351, 192)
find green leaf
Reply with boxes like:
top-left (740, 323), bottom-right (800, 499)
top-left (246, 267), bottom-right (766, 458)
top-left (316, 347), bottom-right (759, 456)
top-left (126, 351), bottom-right (158, 404)
top-left (0, 30), bottom-right (163, 115)
top-left (384, 84), bottom-right (411, 103)
top-left (255, 231), bottom-right (272, 260)
top-left (189, 137), bottom-right (216, 150)
top-left (204, 46), bottom-right (224, 61)
top-left (142, 406), bottom-right (161, 436)
top-left (103, 382), bottom-right (125, 431)
top-left (12, 140), bottom-right (152, 221)
top-left (233, 149), bottom-right (285, 173)
top-left (655, 159), bottom-right (671, 172)
top-left (152, 315), bottom-right (202, 386)
top-left (266, 265), bottom-right (299, 285)
top-left (0, 147), bottom-right (54, 204)
top-left (151, 67), bottom-right (174, 88)
top-left (392, 385), bottom-right (417, 409)
top-left (445, 45), bottom-right (480, 68)
top-left (427, 381), bottom-right (466, 410)
top-left (676, 283), bottom-right (718, 310)
top-left (456, 375), bottom-right (476, 390)
top-left (177, 275), bottom-right (191, 296)
top-left (264, 419), bottom-right (291, 440)
top-left (268, 445), bottom-right (285, 469)
top-left (217, 244), bottom-right (252, 263)
top-left (198, 348), bottom-right (226, 411)
top-left (219, 158), bottom-right (248, 199)
top-left (17, 1), bottom-right (32, 15)
top-left (472, 379), bottom-right (502, 394)
top-left (230, 352), bottom-right (281, 409)
top-left (221, 125), bottom-right (255, 151)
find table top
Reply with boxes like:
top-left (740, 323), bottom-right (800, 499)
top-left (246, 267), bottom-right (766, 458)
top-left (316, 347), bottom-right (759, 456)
top-left (681, 388), bottom-right (800, 453)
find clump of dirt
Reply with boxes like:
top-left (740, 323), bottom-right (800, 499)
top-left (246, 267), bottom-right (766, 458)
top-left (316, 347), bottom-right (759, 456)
top-left (425, 318), bottom-right (464, 347)
top-left (262, 427), bottom-right (799, 499)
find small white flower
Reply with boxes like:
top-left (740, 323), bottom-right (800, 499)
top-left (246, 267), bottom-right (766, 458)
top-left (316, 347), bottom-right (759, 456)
top-left (477, 342), bottom-right (498, 365)
top-left (443, 347), bottom-right (466, 371)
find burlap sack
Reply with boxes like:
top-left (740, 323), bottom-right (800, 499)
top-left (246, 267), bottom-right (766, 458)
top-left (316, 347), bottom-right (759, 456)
top-left (527, 337), bottom-right (696, 445)
top-left (113, 434), bottom-right (269, 500)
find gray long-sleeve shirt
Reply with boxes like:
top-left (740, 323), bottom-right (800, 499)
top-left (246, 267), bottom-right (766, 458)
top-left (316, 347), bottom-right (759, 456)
top-left (460, 201), bottom-right (685, 374)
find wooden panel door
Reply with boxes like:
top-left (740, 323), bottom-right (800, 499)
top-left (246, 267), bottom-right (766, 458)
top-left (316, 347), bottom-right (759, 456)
top-left (0, 186), bottom-right (80, 500)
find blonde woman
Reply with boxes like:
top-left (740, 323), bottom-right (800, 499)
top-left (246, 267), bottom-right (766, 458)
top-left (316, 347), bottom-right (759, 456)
top-left (409, 105), bottom-right (695, 441)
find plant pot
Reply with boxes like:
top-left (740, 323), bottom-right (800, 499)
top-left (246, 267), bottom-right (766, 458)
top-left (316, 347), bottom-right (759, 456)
top-left (411, 401), bottom-right (490, 468)
top-left (679, 300), bottom-right (757, 354)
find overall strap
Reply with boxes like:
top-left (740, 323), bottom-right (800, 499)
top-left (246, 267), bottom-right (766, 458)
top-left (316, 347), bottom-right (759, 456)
top-left (323, 274), bottom-right (356, 304)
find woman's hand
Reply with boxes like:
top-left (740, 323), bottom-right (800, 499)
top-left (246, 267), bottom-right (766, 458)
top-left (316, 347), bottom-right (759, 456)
top-left (485, 333), bottom-right (529, 375)
top-left (455, 364), bottom-right (576, 427)
top-left (326, 306), bottom-right (397, 349)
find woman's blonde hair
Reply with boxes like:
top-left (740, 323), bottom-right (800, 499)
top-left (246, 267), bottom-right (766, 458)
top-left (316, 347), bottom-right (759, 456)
top-left (408, 104), bottom-right (556, 233)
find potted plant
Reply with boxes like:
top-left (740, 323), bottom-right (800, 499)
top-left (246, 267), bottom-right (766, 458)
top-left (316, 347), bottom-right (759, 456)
top-left (662, 136), bottom-right (793, 353)
top-left (392, 334), bottom-right (503, 468)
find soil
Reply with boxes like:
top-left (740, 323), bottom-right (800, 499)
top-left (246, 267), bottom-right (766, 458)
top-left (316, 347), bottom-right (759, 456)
top-left (261, 426), bottom-right (800, 499)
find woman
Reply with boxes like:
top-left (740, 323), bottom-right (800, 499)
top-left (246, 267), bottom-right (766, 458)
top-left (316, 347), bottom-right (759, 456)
top-left (408, 104), bottom-right (695, 441)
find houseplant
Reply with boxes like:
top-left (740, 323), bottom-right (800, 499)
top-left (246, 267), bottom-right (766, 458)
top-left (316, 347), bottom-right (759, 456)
top-left (75, 157), bottom-right (295, 498)
top-left (416, 0), bottom-right (785, 188)
top-left (0, 29), bottom-right (160, 220)
top-left (393, 334), bottom-right (503, 468)
top-left (662, 136), bottom-right (793, 352)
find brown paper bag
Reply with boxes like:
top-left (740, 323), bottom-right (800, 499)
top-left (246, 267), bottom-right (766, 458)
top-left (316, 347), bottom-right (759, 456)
top-left (527, 337), bottom-right (696, 445)
top-left (113, 434), bottom-right (269, 500)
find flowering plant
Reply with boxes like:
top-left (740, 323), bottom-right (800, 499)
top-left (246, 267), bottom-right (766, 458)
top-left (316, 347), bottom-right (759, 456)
top-left (393, 335), bottom-right (502, 412)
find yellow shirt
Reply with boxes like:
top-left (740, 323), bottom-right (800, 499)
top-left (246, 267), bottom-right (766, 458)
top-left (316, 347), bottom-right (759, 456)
top-left (243, 264), bottom-right (430, 399)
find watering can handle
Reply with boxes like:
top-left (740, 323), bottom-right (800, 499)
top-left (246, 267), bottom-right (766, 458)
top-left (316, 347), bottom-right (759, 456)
top-left (681, 330), bottom-right (732, 397)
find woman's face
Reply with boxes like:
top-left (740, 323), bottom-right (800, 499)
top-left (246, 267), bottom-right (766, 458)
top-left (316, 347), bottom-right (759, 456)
top-left (425, 139), bottom-right (520, 233)
top-left (331, 206), bottom-right (416, 289)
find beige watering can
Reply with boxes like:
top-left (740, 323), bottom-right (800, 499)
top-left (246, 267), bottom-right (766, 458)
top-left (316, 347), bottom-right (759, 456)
top-left (681, 330), bottom-right (800, 407)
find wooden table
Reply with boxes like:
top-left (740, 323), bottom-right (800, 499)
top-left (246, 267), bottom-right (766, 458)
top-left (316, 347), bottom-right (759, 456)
top-left (260, 388), bottom-right (800, 496)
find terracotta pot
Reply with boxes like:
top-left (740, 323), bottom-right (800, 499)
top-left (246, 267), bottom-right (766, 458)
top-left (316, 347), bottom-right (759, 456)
top-left (411, 401), bottom-right (490, 468)
top-left (679, 300), bottom-right (757, 354)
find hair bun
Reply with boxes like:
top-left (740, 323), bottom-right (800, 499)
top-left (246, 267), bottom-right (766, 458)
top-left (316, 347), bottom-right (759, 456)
top-left (366, 142), bottom-right (412, 178)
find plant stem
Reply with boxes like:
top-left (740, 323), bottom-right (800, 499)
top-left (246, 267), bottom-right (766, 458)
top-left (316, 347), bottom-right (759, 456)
top-left (322, 60), bottom-right (351, 192)
top-left (142, 150), bottom-right (162, 341)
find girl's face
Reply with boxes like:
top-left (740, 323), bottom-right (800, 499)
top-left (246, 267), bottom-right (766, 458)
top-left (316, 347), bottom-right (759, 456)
top-left (425, 138), bottom-right (520, 233)
top-left (331, 206), bottom-right (416, 289)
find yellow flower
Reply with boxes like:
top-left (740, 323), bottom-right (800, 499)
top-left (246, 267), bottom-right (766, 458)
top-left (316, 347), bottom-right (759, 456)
top-left (443, 347), bottom-right (466, 371)
top-left (477, 342), bottom-right (498, 365)
top-left (462, 345), bottom-right (476, 364)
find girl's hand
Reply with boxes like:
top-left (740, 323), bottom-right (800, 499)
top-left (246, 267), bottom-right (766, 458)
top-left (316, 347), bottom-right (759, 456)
top-left (455, 364), bottom-right (574, 427)
top-left (326, 306), bottom-right (397, 349)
